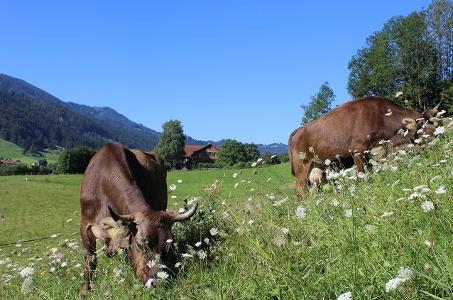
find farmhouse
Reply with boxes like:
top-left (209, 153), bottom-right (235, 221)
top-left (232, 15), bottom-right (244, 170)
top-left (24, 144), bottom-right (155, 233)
top-left (0, 159), bottom-right (20, 166)
top-left (184, 143), bottom-right (220, 166)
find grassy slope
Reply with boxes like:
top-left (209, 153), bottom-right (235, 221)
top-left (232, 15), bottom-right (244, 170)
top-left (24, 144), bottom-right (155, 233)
top-left (0, 132), bottom-right (452, 299)
top-left (0, 138), bottom-right (62, 164)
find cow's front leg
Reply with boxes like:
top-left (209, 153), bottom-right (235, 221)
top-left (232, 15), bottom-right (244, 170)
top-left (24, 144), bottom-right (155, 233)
top-left (79, 224), bottom-right (97, 298)
top-left (353, 152), bottom-right (366, 173)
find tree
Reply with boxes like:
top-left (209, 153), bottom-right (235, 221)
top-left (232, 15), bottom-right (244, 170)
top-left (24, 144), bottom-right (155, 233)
top-left (58, 147), bottom-right (96, 174)
top-left (216, 139), bottom-right (260, 167)
top-left (347, 7), bottom-right (450, 111)
top-left (301, 82), bottom-right (335, 125)
top-left (154, 120), bottom-right (186, 169)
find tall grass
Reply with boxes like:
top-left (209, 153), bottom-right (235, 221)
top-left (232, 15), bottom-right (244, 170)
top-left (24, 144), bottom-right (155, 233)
top-left (0, 129), bottom-right (452, 299)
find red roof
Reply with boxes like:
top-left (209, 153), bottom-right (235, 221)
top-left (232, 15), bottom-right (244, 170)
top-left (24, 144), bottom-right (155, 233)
top-left (184, 144), bottom-right (220, 157)
top-left (184, 145), bottom-right (204, 157)
top-left (0, 159), bottom-right (19, 165)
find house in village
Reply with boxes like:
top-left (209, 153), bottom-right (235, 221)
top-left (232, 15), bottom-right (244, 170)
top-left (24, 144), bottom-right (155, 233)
top-left (0, 159), bottom-right (20, 166)
top-left (184, 143), bottom-right (220, 167)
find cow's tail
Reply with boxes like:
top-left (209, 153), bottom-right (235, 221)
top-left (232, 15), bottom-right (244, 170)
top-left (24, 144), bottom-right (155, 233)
top-left (288, 128), bottom-right (299, 177)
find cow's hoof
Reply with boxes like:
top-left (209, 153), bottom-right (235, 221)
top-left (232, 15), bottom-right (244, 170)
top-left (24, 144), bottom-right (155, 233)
top-left (79, 283), bottom-right (91, 299)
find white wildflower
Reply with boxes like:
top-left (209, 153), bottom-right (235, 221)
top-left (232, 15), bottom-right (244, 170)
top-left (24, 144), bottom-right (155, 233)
top-left (65, 218), bottom-right (73, 223)
top-left (257, 158), bottom-right (263, 163)
top-left (181, 253), bottom-right (193, 259)
top-left (295, 206), bottom-right (306, 219)
top-left (204, 238), bottom-right (210, 244)
top-left (421, 200), bottom-right (434, 213)
top-left (198, 250), bottom-right (207, 260)
top-left (169, 184), bottom-right (177, 191)
top-left (266, 177), bottom-right (272, 182)
top-left (157, 271), bottom-right (169, 279)
top-left (424, 239), bottom-right (434, 248)
top-left (234, 183), bottom-right (239, 189)
top-left (385, 267), bottom-right (414, 293)
top-left (331, 199), bottom-right (339, 207)
top-left (251, 162), bottom-right (257, 167)
top-left (435, 186), bottom-right (446, 194)
top-left (177, 179), bottom-right (183, 184)
top-left (325, 159), bottom-right (331, 166)
top-left (175, 262), bottom-right (182, 268)
top-left (272, 235), bottom-right (286, 247)
top-left (434, 126), bottom-right (445, 136)
top-left (210, 228), bottom-right (219, 236)
top-left (195, 241), bottom-right (202, 247)
top-left (408, 192), bottom-right (422, 200)
top-left (49, 233), bottom-right (59, 238)
top-left (61, 262), bottom-right (67, 268)
top-left (395, 91), bottom-right (403, 97)
top-left (19, 267), bottom-right (34, 278)
top-left (345, 209), bottom-right (353, 218)
top-left (232, 172), bottom-right (239, 178)
top-left (171, 195), bottom-right (177, 199)
top-left (337, 291), bottom-right (352, 300)
top-left (113, 267), bottom-right (123, 277)
top-left (281, 228), bottom-right (289, 235)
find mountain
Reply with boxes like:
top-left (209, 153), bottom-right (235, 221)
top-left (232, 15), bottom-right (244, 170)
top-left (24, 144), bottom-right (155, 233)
top-left (0, 73), bottom-right (287, 154)
top-left (257, 143), bottom-right (288, 155)
top-left (0, 74), bottom-right (162, 152)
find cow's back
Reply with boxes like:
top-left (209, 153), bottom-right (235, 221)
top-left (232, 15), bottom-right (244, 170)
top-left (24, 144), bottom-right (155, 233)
top-left (130, 150), bottom-right (168, 211)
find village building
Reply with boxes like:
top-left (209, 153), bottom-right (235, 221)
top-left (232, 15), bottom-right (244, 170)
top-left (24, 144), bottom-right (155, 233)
top-left (184, 144), bottom-right (220, 167)
top-left (0, 159), bottom-right (20, 166)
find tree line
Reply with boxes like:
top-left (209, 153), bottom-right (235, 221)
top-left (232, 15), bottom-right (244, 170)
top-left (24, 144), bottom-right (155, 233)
top-left (302, 0), bottom-right (452, 124)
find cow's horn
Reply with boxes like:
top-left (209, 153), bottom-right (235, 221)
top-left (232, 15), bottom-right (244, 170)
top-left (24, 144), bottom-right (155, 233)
top-left (172, 201), bottom-right (198, 222)
top-left (432, 102), bottom-right (441, 113)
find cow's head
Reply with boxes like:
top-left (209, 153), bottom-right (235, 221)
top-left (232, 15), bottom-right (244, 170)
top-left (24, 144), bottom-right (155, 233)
top-left (115, 202), bottom-right (198, 286)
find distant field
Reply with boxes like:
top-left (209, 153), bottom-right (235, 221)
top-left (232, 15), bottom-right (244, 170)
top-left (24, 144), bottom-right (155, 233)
top-left (0, 138), bottom-right (63, 164)
top-left (0, 132), bottom-right (452, 299)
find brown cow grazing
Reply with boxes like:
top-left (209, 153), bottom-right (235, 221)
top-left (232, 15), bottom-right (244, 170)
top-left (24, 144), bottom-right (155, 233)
top-left (79, 144), bottom-right (198, 296)
top-left (288, 96), bottom-right (439, 194)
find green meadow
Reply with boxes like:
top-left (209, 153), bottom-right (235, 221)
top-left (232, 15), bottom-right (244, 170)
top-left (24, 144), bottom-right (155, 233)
top-left (0, 138), bottom-right (62, 164)
top-left (0, 131), bottom-right (452, 299)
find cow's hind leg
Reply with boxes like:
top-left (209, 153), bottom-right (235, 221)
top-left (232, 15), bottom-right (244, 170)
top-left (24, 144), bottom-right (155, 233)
top-left (295, 161), bottom-right (311, 199)
top-left (79, 223), bottom-right (97, 298)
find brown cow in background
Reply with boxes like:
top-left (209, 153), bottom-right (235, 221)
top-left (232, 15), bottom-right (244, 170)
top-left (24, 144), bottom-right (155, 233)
top-left (79, 144), bottom-right (197, 296)
top-left (288, 96), bottom-right (439, 193)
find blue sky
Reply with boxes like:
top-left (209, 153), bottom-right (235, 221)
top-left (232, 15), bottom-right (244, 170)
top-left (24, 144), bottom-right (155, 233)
top-left (0, 1), bottom-right (432, 144)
